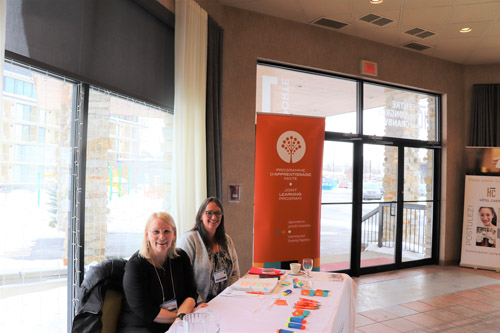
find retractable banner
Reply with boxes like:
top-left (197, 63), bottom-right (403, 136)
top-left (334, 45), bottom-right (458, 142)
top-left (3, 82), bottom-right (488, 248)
top-left (460, 175), bottom-right (500, 270)
top-left (253, 114), bottom-right (325, 268)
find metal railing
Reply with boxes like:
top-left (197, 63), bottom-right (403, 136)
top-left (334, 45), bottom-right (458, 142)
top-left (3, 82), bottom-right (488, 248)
top-left (361, 203), bottom-right (429, 255)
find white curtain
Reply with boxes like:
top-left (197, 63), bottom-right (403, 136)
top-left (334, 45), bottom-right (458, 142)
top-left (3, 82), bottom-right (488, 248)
top-left (173, 0), bottom-right (208, 234)
top-left (0, 0), bottom-right (6, 111)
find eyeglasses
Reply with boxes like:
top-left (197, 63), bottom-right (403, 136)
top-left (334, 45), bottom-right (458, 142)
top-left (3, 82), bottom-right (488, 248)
top-left (150, 229), bottom-right (171, 236)
top-left (205, 210), bottom-right (223, 218)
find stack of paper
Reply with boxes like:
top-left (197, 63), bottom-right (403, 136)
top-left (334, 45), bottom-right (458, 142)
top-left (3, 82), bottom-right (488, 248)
top-left (231, 277), bottom-right (279, 294)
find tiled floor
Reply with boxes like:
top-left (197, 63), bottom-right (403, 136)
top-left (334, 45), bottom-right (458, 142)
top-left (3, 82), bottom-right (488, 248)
top-left (353, 265), bottom-right (500, 332)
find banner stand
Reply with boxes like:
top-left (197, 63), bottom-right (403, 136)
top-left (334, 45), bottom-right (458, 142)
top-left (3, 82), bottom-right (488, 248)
top-left (253, 114), bottom-right (325, 269)
top-left (460, 175), bottom-right (500, 272)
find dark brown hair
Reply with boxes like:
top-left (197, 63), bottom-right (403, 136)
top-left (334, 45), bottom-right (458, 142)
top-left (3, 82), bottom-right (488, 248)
top-left (192, 197), bottom-right (227, 251)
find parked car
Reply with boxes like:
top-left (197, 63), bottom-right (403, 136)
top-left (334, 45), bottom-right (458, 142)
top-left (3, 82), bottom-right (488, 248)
top-left (363, 182), bottom-right (383, 200)
top-left (322, 177), bottom-right (334, 190)
top-left (338, 180), bottom-right (352, 189)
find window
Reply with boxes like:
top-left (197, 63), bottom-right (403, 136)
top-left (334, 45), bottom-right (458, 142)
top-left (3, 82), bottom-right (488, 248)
top-left (1, 65), bottom-right (73, 332)
top-left (363, 83), bottom-right (437, 141)
top-left (256, 62), bottom-right (441, 275)
top-left (3, 72), bottom-right (36, 98)
top-left (16, 104), bottom-right (32, 121)
top-left (256, 64), bottom-right (357, 133)
top-left (15, 124), bottom-right (31, 141)
top-left (0, 61), bottom-right (174, 332)
top-left (4, 76), bottom-right (15, 93)
top-left (38, 127), bottom-right (46, 143)
top-left (83, 88), bottom-right (173, 266)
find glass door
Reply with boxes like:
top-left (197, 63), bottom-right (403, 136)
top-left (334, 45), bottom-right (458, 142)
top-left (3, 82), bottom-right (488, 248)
top-left (402, 147), bottom-right (434, 262)
top-left (361, 144), bottom-right (398, 268)
top-left (255, 63), bottom-right (440, 276)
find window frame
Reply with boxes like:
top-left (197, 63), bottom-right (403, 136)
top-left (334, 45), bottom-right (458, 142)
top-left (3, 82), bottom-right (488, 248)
top-left (257, 60), bottom-right (442, 276)
top-left (2, 57), bottom-right (175, 330)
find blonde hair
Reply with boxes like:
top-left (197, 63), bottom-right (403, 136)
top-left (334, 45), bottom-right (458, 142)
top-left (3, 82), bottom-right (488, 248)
top-left (139, 212), bottom-right (179, 259)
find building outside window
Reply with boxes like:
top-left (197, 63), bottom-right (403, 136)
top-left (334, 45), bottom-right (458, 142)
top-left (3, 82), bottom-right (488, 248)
top-left (0, 61), bottom-right (174, 332)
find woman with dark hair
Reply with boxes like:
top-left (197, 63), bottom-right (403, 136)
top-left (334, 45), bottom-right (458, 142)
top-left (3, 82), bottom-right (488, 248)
top-left (178, 197), bottom-right (240, 303)
top-left (479, 206), bottom-right (497, 227)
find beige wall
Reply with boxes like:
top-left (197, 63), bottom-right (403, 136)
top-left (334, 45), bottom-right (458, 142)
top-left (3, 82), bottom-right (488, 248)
top-left (176, 0), bottom-right (470, 273)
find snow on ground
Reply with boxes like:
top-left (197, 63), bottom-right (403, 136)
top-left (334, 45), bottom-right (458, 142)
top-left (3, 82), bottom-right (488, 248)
top-left (0, 190), bottom-right (65, 254)
top-left (0, 284), bottom-right (67, 333)
top-left (0, 189), bottom-right (166, 332)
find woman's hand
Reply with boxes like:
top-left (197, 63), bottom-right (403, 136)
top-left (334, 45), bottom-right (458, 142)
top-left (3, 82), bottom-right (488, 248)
top-left (193, 302), bottom-right (208, 312)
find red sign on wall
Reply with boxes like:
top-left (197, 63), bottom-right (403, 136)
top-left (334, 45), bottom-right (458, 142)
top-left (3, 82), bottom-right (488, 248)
top-left (361, 60), bottom-right (378, 76)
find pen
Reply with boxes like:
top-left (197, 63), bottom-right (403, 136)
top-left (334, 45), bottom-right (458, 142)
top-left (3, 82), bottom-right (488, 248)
top-left (294, 307), bottom-right (318, 310)
top-left (288, 316), bottom-right (308, 324)
top-left (295, 302), bottom-right (320, 307)
top-left (299, 297), bottom-right (319, 303)
top-left (287, 322), bottom-right (306, 330)
top-left (247, 291), bottom-right (264, 295)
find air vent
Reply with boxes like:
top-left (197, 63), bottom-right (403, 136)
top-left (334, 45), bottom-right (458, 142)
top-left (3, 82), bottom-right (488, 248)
top-left (402, 42), bottom-right (431, 51)
top-left (311, 17), bottom-right (349, 30)
top-left (359, 14), bottom-right (380, 23)
top-left (405, 27), bottom-right (436, 39)
top-left (359, 13), bottom-right (393, 27)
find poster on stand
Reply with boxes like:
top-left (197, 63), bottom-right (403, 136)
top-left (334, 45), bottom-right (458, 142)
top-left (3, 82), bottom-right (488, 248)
top-left (460, 175), bottom-right (500, 271)
top-left (253, 114), bottom-right (325, 269)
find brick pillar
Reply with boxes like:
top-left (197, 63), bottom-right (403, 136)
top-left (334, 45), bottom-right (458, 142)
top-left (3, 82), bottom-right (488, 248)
top-left (382, 90), bottom-right (421, 245)
top-left (84, 93), bottom-right (112, 265)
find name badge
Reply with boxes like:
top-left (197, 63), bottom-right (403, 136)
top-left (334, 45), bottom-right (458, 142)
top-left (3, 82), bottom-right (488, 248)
top-left (213, 269), bottom-right (228, 283)
top-left (160, 298), bottom-right (178, 312)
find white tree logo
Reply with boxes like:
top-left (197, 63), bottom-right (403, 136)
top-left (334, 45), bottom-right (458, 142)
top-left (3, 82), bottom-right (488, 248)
top-left (276, 131), bottom-right (306, 163)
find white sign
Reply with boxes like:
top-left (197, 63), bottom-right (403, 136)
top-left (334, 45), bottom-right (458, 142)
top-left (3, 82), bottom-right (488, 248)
top-left (460, 175), bottom-right (500, 271)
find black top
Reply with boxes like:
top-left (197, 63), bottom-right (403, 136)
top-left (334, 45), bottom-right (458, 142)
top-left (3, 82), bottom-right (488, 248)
top-left (118, 249), bottom-right (198, 333)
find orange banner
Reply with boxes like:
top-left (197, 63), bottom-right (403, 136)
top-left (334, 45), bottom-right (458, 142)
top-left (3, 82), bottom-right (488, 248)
top-left (253, 114), bottom-right (325, 268)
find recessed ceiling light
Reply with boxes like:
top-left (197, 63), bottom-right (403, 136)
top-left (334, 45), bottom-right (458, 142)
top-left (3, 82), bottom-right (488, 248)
top-left (370, 0), bottom-right (383, 3)
top-left (460, 27), bottom-right (472, 33)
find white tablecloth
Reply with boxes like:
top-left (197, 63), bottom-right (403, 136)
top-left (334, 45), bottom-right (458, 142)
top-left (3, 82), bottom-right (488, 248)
top-left (205, 271), bottom-right (356, 333)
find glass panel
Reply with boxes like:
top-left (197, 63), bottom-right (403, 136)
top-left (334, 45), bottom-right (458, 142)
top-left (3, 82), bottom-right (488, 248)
top-left (4, 76), bottom-right (15, 93)
top-left (363, 145), bottom-right (397, 203)
top-left (320, 141), bottom-right (353, 271)
top-left (402, 203), bottom-right (433, 262)
top-left (256, 64), bottom-right (357, 133)
top-left (1, 64), bottom-right (73, 332)
top-left (361, 203), bottom-right (396, 267)
top-left (361, 144), bottom-right (398, 267)
top-left (404, 148), bottom-right (434, 201)
top-left (322, 141), bottom-right (353, 203)
top-left (403, 147), bottom-right (434, 262)
top-left (84, 88), bottom-right (173, 266)
top-left (363, 83), bottom-right (437, 141)
top-left (320, 204), bottom-right (352, 271)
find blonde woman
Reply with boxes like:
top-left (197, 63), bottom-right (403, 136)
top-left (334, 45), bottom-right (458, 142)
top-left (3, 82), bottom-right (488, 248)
top-left (118, 212), bottom-right (197, 333)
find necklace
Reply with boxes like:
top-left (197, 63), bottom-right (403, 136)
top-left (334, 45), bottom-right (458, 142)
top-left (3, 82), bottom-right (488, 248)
top-left (151, 256), bottom-right (176, 303)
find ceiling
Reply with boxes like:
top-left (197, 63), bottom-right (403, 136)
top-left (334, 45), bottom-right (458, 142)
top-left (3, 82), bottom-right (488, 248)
top-left (217, 0), bottom-right (500, 65)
